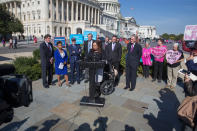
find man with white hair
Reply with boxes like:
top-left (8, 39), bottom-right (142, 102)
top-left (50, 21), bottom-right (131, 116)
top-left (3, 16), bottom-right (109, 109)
top-left (166, 43), bottom-right (184, 89)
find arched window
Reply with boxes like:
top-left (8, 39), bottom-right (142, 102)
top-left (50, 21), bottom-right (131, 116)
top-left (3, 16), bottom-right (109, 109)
top-left (76, 28), bottom-right (82, 34)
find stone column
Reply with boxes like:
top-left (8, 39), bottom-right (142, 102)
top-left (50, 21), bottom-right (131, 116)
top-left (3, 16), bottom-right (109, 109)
top-left (94, 8), bottom-right (96, 25)
top-left (97, 10), bottom-right (100, 25)
top-left (50, 0), bottom-right (53, 20)
top-left (10, 2), bottom-right (13, 15)
top-left (42, 0), bottom-right (49, 20)
top-left (66, 1), bottom-right (69, 21)
top-left (71, 1), bottom-right (74, 21)
top-left (80, 3), bottom-right (83, 21)
top-left (5, 3), bottom-right (8, 9)
top-left (14, 2), bottom-right (17, 17)
top-left (76, 2), bottom-right (78, 21)
top-left (61, 0), bottom-right (64, 22)
top-left (91, 7), bottom-right (93, 24)
top-left (56, 0), bottom-right (59, 21)
top-left (62, 27), bottom-right (65, 36)
top-left (84, 4), bottom-right (86, 21)
top-left (88, 5), bottom-right (90, 22)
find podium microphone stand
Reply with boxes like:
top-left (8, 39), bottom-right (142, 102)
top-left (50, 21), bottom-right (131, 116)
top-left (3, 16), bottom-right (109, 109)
top-left (79, 60), bottom-right (105, 107)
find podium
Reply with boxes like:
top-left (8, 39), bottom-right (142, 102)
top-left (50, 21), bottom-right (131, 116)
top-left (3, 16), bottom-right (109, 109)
top-left (79, 60), bottom-right (106, 107)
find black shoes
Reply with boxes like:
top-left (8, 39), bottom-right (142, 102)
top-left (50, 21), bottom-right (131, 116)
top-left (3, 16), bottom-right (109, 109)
top-left (44, 85), bottom-right (49, 88)
top-left (124, 87), bottom-right (129, 90)
top-left (152, 79), bottom-right (156, 82)
top-left (77, 81), bottom-right (80, 84)
top-left (129, 88), bottom-right (134, 91)
top-left (158, 80), bottom-right (161, 83)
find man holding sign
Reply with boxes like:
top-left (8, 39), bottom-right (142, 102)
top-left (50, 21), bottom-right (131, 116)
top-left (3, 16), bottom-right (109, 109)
top-left (166, 43), bottom-right (184, 89)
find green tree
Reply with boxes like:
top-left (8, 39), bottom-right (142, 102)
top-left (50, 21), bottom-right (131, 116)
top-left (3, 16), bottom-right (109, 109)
top-left (161, 33), bottom-right (169, 40)
top-left (0, 4), bottom-right (24, 36)
top-left (169, 34), bottom-right (176, 40)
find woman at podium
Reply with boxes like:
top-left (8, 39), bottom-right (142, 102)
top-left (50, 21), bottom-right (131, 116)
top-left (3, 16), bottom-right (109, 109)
top-left (86, 41), bottom-right (105, 83)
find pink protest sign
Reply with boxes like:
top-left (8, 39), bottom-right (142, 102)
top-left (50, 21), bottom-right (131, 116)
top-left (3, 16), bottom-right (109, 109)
top-left (184, 25), bottom-right (197, 41)
top-left (151, 46), bottom-right (167, 58)
top-left (166, 50), bottom-right (182, 64)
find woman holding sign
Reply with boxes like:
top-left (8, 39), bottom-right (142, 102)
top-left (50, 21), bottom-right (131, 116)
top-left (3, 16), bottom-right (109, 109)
top-left (142, 42), bottom-right (152, 78)
top-left (166, 43), bottom-right (184, 89)
top-left (151, 39), bottom-right (167, 83)
top-left (54, 41), bottom-right (71, 87)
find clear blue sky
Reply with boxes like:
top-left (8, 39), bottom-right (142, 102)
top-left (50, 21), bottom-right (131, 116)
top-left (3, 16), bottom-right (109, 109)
top-left (119, 0), bottom-right (197, 35)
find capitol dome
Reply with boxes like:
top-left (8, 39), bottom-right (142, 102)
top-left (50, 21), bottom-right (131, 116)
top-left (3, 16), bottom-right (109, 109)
top-left (97, 0), bottom-right (120, 16)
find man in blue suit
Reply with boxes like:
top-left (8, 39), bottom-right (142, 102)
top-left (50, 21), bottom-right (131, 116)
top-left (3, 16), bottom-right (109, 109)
top-left (68, 38), bottom-right (81, 84)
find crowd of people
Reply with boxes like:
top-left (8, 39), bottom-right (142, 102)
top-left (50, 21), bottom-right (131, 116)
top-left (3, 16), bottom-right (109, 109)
top-left (1, 37), bottom-right (18, 49)
top-left (39, 34), bottom-right (197, 96)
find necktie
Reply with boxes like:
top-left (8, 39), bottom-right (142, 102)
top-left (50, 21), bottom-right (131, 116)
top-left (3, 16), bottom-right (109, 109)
top-left (130, 44), bottom-right (134, 52)
top-left (112, 43), bottom-right (115, 51)
top-left (88, 41), bottom-right (91, 52)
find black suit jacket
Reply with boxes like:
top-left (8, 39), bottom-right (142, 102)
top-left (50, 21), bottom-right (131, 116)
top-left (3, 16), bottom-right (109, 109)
top-left (83, 40), bottom-right (95, 57)
top-left (105, 42), bottom-right (122, 63)
top-left (126, 42), bottom-right (142, 67)
top-left (40, 42), bottom-right (54, 67)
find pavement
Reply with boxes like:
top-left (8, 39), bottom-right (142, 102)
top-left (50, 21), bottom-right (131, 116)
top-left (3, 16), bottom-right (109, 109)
top-left (0, 41), bottom-right (188, 131)
top-left (0, 73), bottom-right (186, 131)
top-left (0, 40), bottom-right (40, 64)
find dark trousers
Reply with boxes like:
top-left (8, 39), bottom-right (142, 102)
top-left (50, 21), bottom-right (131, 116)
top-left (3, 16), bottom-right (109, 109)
top-left (143, 65), bottom-right (150, 78)
top-left (13, 43), bottom-right (17, 49)
top-left (153, 61), bottom-right (163, 80)
top-left (41, 64), bottom-right (53, 87)
top-left (70, 61), bottom-right (80, 82)
top-left (126, 64), bottom-right (138, 89)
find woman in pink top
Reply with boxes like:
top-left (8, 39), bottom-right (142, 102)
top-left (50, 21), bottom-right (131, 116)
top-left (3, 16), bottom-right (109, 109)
top-left (151, 39), bottom-right (167, 83)
top-left (142, 42), bottom-right (152, 78)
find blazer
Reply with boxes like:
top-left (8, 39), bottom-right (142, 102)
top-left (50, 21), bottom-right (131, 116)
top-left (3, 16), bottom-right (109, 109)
top-left (102, 41), bottom-right (109, 51)
top-left (83, 40), bottom-right (95, 57)
top-left (105, 42), bottom-right (122, 63)
top-left (54, 49), bottom-right (68, 69)
top-left (68, 44), bottom-right (81, 63)
top-left (40, 41), bottom-right (54, 67)
top-left (126, 42), bottom-right (142, 67)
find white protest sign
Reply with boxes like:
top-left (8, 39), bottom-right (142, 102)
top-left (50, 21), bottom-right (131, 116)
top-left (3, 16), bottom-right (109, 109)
top-left (166, 50), bottom-right (182, 64)
top-left (184, 25), bottom-right (197, 41)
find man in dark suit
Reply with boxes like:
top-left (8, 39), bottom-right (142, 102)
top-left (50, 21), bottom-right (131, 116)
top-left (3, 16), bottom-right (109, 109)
top-left (40, 34), bottom-right (54, 88)
top-left (83, 33), bottom-right (95, 82)
top-left (125, 35), bottom-right (142, 91)
top-left (102, 36), bottom-right (109, 51)
top-left (68, 38), bottom-right (81, 84)
top-left (105, 35), bottom-right (122, 72)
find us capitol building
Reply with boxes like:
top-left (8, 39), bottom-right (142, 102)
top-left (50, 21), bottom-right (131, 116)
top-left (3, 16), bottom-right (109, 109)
top-left (0, 0), bottom-right (158, 39)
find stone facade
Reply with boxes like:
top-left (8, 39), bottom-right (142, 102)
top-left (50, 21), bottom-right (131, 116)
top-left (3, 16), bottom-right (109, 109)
top-left (0, 0), bottom-right (157, 39)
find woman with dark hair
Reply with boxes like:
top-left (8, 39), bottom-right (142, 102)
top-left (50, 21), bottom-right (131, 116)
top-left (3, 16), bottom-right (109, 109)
top-left (54, 41), bottom-right (70, 87)
top-left (86, 41), bottom-right (104, 60)
top-left (86, 40), bottom-right (105, 83)
top-left (151, 39), bottom-right (167, 83)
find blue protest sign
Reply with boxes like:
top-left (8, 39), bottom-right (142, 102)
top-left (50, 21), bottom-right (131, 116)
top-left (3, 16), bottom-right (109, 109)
top-left (54, 37), bottom-right (66, 46)
top-left (69, 34), bottom-right (84, 44)
top-left (84, 31), bottom-right (97, 41)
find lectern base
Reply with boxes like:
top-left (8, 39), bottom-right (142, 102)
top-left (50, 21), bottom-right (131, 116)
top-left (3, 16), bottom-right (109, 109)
top-left (80, 96), bottom-right (105, 107)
